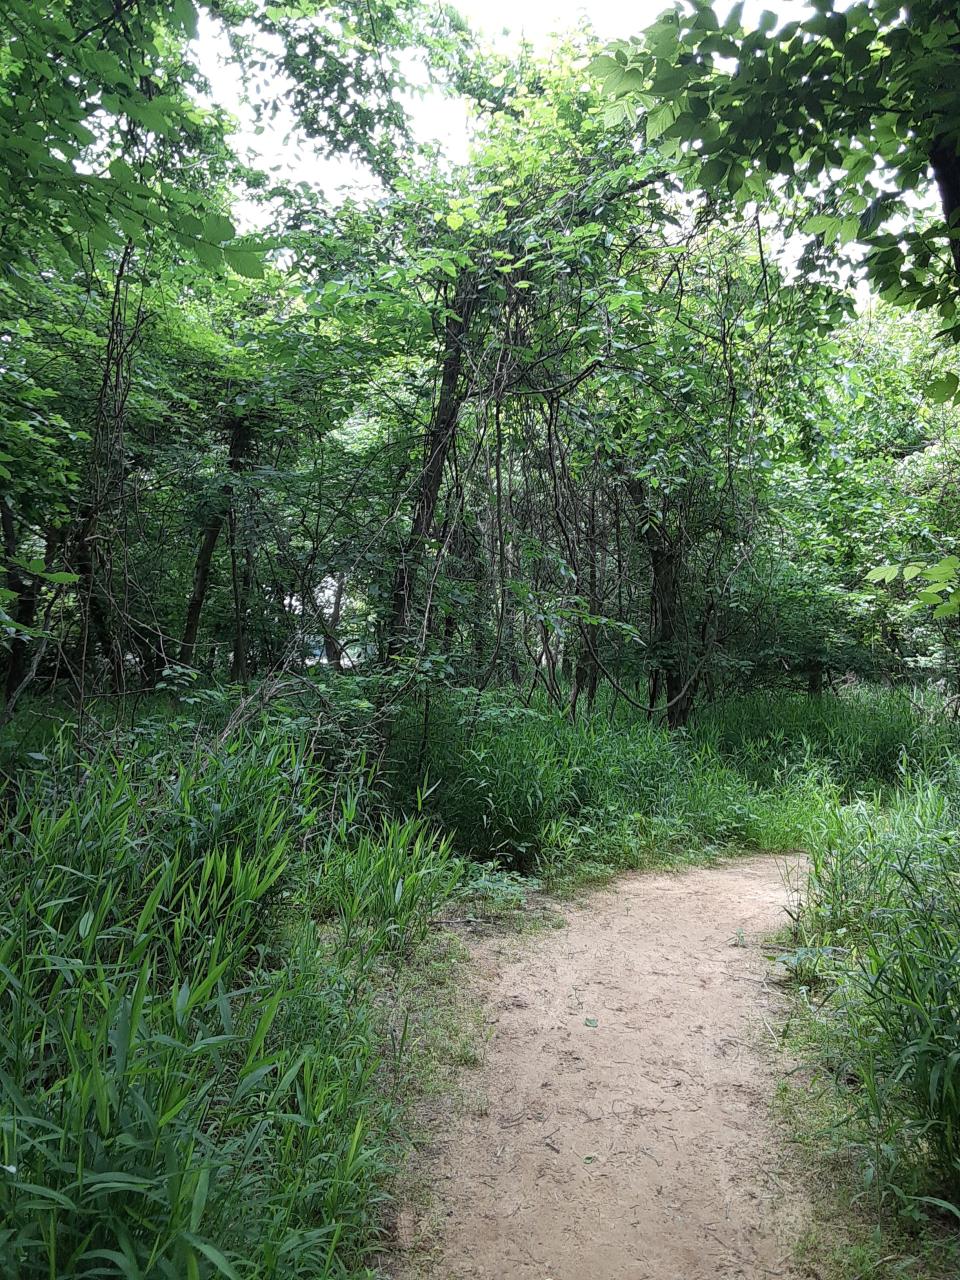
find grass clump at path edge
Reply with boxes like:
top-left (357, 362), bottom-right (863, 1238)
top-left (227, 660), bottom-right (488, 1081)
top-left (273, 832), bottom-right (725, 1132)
top-left (4, 680), bottom-right (960, 1276)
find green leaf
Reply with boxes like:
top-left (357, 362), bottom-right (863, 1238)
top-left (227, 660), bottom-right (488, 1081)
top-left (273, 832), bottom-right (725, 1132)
top-left (204, 213), bottom-right (237, 244)
top-left (927, 373), bottom-right (959, 404)
top-left (727, 161), bottom-right (746, 194)
top-left (804, 215), bottom-right (842, 238)
top-left (182, 1235), bottom-right (240, 1280)
top-left (646, 103), bottom-right (676, 142)
top-left (190, 1167), bottom-right (211, 1233)
top-left (866, 565), bottom-right (898, 583)
top-left (223, 247), bottom-right (264, 279)
top-left (15, 1182), bottom-right (78, 1209)
top-left (194, 241), bottom-right (224, 272)
top-left (925, 556), bottom-right (960, 580)
top-left (172, 0), bottom-right (200, 38)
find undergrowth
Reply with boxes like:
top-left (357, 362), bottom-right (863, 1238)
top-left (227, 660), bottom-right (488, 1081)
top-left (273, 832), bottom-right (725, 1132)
top-left (785, 773), bottom-right (960, 1222)
top-left (3, 680), bottom-right (960, 1275)
top-left (0, 711), bottom-right (474, 1279)
top-left (386, 684), bottom-right (916, 885)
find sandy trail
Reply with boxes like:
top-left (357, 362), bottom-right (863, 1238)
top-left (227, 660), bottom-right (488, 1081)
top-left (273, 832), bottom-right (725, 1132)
top-left (399, 857), bottom-right (804, 1280)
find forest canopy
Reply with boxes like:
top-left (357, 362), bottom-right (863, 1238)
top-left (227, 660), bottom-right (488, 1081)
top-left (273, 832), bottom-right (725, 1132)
top-left (2, 0), bottom-right (959, 720)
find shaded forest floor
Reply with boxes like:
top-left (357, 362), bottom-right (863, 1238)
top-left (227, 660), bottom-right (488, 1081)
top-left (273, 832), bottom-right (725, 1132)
top-left (390, 857), bottom-right (806, 1280)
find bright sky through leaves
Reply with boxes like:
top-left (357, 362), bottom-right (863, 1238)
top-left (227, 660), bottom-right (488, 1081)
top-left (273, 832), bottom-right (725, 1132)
top-left (196, 0), bottom-right (812, 211)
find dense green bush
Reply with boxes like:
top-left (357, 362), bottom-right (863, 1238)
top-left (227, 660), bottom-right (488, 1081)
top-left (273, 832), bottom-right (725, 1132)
top-left (386, 686), bottom-right (852, 881)
top-left (313, 811), bottom-right (463, 953)
top-left (387, 691), bottom-right (681, 870)
top-left (692, 687), bottom-right (959, 793)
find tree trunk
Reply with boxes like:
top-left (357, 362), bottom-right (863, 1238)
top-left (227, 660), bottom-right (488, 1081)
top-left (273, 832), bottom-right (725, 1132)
top-left (322, 573), bottom-right (345, 670)
top-left (931, 140), bottom-right (960, 278)
top-left (179, 419), bottom-right (251, 668)
top-left (1, 501), bottom-right (40, 703)
top-left (647, 530), bottom-right (695, 729)
top-left (572, 479), bottom-right (602, 714)
top-left (387, 281), bottom-right (473, 659)
top-left (229, 527), bottom-right (254, 682)
top-left (73, 505), bottom-right (123, 687)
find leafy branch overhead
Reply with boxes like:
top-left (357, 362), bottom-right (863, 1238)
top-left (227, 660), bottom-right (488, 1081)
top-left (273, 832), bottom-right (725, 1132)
top-left (0, 0), bottom-right (458, 275)
top-left (592, 0), bottom-right (960, 335)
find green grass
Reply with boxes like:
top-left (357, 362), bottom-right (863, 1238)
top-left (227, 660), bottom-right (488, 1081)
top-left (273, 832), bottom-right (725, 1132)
top-left (775, 1000), bottom-right (960, 1280)
top-left (385, 685), bottom-right (855, 887)
top-left (784, 773), bottom-right (960, 1218)
top-left (0, 683), bottom-right (563, 1279)
top-left (0, 714), bottom-right (470, 1279)
top-left (4, 679), bottom-right (960, 1276)
top-left (691, 686), bottom-right (958, 793)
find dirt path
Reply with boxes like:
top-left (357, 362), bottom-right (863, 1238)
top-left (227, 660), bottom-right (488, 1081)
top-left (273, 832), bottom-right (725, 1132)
top-left (398, 857), bottom-right (805, 1280)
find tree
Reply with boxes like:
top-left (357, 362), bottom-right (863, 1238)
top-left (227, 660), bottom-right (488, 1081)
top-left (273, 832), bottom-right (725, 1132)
top-left (593, 1), bottom-right (960, 336)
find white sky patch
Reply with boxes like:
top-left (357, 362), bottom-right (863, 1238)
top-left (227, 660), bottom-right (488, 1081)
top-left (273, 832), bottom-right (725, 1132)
top-left (468, 0), bottom-right (813, 48)
top-left (195, 0), bottom-right (813, 221)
